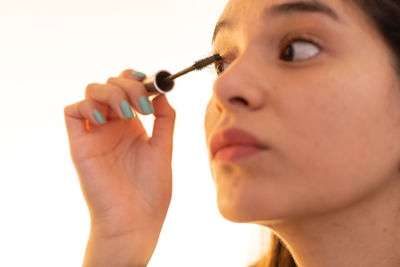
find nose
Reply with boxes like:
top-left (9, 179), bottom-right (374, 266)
top-left (212, 54), bottom-right (266, 113)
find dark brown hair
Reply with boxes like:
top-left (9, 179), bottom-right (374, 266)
top-left (248, 233), bottom-right (296, 267)
top-left (249, 1), bottom-right (400, 266)
top-left (354, 0), bottom-right (400, 74)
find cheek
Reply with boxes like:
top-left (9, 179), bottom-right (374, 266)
top-left (204, 98), bottom-right (219, 141)
top-left (275, 74), bottom-right (400, 213)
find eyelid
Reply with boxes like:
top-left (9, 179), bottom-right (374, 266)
top-left (279, 31), bottom-right (323, 51)
top-left (212, 47), bottom-right (236, 62)
top-left (215, 58), bottom-right (230, 65)
top-left (212, 31), bottom-right (324, 65)
top-left (213, 53), bottom-right (232, 71)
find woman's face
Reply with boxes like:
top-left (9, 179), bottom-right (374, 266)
top-left (204, 0), bottom-right (400, 223)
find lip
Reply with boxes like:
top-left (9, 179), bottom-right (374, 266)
top-left (209, 128), bottom-right (268, 162)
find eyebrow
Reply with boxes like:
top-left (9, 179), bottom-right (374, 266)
top-left (212, 1), bottom-right (341, 43)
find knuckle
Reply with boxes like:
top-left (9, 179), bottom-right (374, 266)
top-left (132, 81), bottom-right (146, 92)
top-left (63, 105), bottom-right (71, 115)
top-left (85, 83), bottom-right (97, 97)
top-left (76, 100), bottom-right (85, 115)
top-left (106, 77), bottom-right (117, 84)
top-left (126, 81), bottom-right (143, 95)
top-left (169, 107), bottom-right (176, 118)
top-left (162, 106), bottom-right (176, 121)
top-left (121, 69), bottom-right (133, 77)
top-left (79, 99), bottom-right (89, 109)
top-left (107, 87), bottom-right (124, 102)
top-left (85, 83), bottom-right (97, 91)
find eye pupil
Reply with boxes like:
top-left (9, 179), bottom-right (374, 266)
top-left (282, 45), bottom-right (294, 61)
top-left (216, 63), bottom-right (224, 75)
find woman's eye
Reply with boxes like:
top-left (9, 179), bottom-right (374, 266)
top-left (215, 62), bottom-right (230, 75)
top-left (279, 40), bottom-right (320, 62)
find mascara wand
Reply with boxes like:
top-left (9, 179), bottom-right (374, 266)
top-left (164, 54), bottom-right (222, 82)
top-left (143, 54), bottom-right (222, 95)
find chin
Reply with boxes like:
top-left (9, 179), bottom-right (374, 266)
top-left (211, 160), bottom-right (331, 224)
top-left (215, 183), bottom-right (282, 223)
top-left (214, 180), bottom-right (314, 224)
top-left (217, 199), bottom-right (256, 223)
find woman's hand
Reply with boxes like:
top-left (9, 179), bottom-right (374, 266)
top-left (64, 70), bottom-right (176, 267)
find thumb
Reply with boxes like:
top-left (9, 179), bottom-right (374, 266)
top-left (149, 94), bottom-right (176, 153)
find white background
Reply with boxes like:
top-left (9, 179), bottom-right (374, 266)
top-left (0, 0), bottom-right (270, 266)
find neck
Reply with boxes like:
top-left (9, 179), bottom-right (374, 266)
top-left (263, 176), bottom-right (400, 267)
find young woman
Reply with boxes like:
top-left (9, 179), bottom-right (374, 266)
top-left (64, 0), bottom-right (400, 266)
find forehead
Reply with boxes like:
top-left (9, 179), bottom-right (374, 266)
top-left (220, 0), bottom-right (344, 17)
top-left (218, 0), bottom-right (260, 24)
top-left (213, 0), bottom-right (364, 44)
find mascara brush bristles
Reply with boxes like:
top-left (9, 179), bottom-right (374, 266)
top-left (164, 54), bottom-right (222, 82)
top-left (193, 54), bottom-right (222, 70)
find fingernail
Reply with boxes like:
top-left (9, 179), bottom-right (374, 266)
top-left (133, 71), bottom-right (146, 78)
top-left (93, 109), bottom-right (106, 124)
top-left (139, 96), bottom-right (154, 114)
top-left (120, 100), bottom-right (134, 119)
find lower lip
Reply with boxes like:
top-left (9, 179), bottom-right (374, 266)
top-left (214, 145), bottom-right (264, 162)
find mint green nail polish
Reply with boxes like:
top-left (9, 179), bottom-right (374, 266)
top-left (133, 71), bottom-right (146, 78)
top-left (93, 109), bottom-right (106, 124)
top-left (120, 100), bottom-right (134, 119)
top-left (139, 96), bottom-right (154, 114)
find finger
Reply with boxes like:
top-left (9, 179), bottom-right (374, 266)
top-left (148, 94), bottom-right (176, 152)
top-left (64, 99), bottom-right (110, 136)
top-left (118, 69), bottom-right (147, 81)
top-left (65, 99), bottom-right (110, 124)
top-left (106, 77), bottom-right (155, 116)
top-left (85, 83), bottom-right (136, 120)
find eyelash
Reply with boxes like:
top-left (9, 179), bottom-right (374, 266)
top-left (213, 33), bottom-right (322, 75)
top-left (213, 60), bottom-right (229, 76)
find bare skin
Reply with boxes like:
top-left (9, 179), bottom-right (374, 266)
top-left (65, 0), bottom-right (400, 266)
top-left (64, 70), bottom-right (176, 266)
top-left (205, 0), bottom-right (400, 266)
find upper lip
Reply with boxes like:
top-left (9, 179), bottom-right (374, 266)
top-left (209, 127), bottom-right (268, 158)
